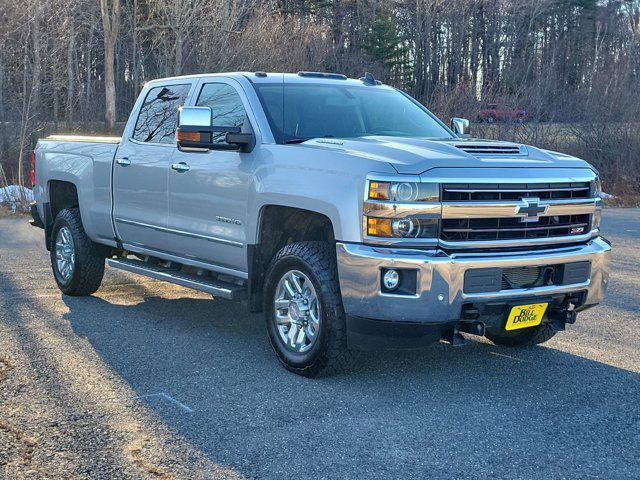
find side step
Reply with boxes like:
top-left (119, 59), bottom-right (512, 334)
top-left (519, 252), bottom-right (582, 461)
top-left (107, 258), bottom-right (246, 300)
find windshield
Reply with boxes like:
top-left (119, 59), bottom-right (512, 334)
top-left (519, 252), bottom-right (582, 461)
top-left (253, 83), bottom-right (453, 144)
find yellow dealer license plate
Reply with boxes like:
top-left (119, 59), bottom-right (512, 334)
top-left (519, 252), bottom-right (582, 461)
top-left (505, 303), bottom-right (548, 331)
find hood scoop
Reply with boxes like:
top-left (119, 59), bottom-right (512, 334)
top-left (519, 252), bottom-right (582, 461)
top-left (455, 143), bottom-right (528, 157)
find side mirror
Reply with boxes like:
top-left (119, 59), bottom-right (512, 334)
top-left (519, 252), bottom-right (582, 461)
top-left (177, 106), bottom-right (213, 151)
top-left (177, 106), bottom-right (254, 152)
top-left (226, 132), bottom-right (253, 150)
top-left (451, 117), bottom-right (470, 137)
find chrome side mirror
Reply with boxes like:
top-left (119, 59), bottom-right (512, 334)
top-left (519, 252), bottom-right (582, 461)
top-left (177, 106), bottom-right (254, 152)
top-left (179, 106), bottom-right (213, 129)
top-left (451, 117), bottom-right (470, 137)
top-left (177, 106), bottom-right (214, 151)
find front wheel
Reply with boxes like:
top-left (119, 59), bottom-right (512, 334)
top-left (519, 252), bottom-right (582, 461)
top-left (50, 208), bottom-right (107, 296)
top-left (486, 322), bottom-right (557, 347)
top-left (263, 241), bottom-right (351, 377)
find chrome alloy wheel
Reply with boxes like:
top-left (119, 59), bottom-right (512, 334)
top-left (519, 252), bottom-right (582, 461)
top-left (55, 226), bottom-right (75, 282)
top-left (273, 270), bottom-right (321, 353)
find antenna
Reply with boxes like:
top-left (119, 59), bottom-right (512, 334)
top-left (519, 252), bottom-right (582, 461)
top-left (360, 72), bottom-right (380, 85)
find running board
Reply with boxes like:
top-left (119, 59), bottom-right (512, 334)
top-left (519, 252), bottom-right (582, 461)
top-left (107, 258), bottom-right (246, 300)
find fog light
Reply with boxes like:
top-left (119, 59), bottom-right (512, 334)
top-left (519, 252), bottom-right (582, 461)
top-left (382, 269), bottom-right (400, 290)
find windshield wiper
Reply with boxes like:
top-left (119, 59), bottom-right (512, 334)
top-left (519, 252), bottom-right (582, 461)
top-left (284, 135), bottom-right (336, 144)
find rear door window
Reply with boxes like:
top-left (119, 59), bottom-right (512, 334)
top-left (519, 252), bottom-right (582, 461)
top-left (132, 84), bottom-right (191, 144)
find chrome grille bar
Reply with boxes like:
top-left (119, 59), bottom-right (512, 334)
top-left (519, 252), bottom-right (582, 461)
top-left (441, 198), bottom-right (598, 219)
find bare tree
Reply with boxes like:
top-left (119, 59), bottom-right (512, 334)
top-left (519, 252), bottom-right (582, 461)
top-left (143, 0), bottom-right (209, 76)
top-left (0, 0), bottom-right (639, 201)
top-left (100, 0), bottom-right (120, 130)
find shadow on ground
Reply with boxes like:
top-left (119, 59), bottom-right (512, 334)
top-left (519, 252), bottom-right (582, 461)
top-left (1, 211), bottom-right (638, 478)
top-left (53, 286), bottom-right (640, 479)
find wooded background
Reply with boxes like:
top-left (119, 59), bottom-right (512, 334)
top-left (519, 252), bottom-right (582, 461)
top-left (1, 0), bottom-right (639, 199)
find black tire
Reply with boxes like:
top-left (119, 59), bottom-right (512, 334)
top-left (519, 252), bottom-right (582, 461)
top-left (263, 241), bottom-right (351, 377)
top-left (486, 322), bottom-right (557, 347)
top-left (50, 208), bottom-right (107, 296)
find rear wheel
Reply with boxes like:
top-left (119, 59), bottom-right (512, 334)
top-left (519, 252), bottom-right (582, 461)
top-left (486, 323), bottom-right (557, 347)
top-left (50, 208), bottom-right (107, 296)
top-left (263, 241), bottom-right (351, 377)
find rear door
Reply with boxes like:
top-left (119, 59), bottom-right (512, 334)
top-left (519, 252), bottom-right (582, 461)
top-left (113, 81), bottom-right (193, 252)
top-left (166, 78), bottom-right (256, 273)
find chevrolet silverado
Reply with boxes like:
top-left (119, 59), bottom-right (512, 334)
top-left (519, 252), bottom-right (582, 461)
top-left (30, 71), bottom-right (611, 376)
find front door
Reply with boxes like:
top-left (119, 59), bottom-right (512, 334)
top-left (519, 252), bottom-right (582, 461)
top-left (112, 82), bottom-right (192, 252)
top-left (167, 79), bottom-right (255, 273)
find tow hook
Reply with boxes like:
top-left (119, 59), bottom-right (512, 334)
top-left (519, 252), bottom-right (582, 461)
top-left (548, 309), bottom-right (577, 332)
top-left (442, 328), bottom-right (466, 346)
top-left (442, 321), bottom-right (486, 346)
top-left (458, 321), bottom-right (486, 336)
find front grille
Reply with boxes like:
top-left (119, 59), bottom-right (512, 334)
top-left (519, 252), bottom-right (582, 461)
top-left (440, 182), bottom-right (594, 245)
top-left (442, 182), bottom-right (592, 201)
top-left (442, 214), bottom-right (591, 241)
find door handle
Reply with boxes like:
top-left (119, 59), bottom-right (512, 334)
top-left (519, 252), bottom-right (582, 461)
top-left (171, 162), bottom-right (190, 173)
top-left (116, 157), bottom-right (131, 167)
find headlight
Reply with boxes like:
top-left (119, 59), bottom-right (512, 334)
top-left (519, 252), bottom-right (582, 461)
top-left (368, 181), bottom-right (439, 202)
top-left (366, 216), bottom-right (438, 238)
top-left (365, 178), bottom-right (440, 241)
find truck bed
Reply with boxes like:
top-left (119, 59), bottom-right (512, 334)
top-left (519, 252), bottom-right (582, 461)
top-left (45, 134), bottom-right (121, 144)
top-left (36, 135), bottom-right (122, 245)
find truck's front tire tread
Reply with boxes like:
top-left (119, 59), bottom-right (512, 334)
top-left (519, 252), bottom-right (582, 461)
top-left (486, 322), bottom-right (557, 347)
top-left (264, 241), bottom-right (352, 377)
top-left (50, 208), bottom-right (107, 296)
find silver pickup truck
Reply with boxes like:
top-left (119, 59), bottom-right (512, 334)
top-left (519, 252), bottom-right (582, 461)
top-left (31, 71), bottom-right (611, 376)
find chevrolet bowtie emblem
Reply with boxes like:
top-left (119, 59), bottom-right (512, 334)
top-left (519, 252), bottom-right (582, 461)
top-left (516, 198), bottom-right (548, 222)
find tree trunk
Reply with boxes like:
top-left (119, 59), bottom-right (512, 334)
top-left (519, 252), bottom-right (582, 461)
top-left (101, 0), bottom-right (120, 131)
top-left (175, 34), bottom-right (183, 75)
top-left (0, 48), bottom-right (5, 123)
top-left (66, 17), bottom-right (76, 128)
top-left (86, 24), bottom-right (94, 120)
top-left (132, 0), bottom-right (139, 97)
top-left (31, 5), bottom-right (42, 116)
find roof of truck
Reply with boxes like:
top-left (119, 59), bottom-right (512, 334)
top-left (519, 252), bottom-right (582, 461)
top-left (145, 71), bottom-right (386, 87)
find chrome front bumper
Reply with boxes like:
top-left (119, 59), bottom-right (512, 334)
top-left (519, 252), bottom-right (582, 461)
top-left (336, 237), bottom-right (611, 324)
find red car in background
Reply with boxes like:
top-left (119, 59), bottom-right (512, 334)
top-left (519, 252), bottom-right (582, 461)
top-left (478, 103), bottom-right (528, 123)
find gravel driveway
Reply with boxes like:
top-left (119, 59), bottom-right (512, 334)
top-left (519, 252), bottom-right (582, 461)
top-left (1, 210), bottom-right (639, 479)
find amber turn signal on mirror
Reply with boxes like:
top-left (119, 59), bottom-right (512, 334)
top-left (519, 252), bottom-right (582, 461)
top-left (176, 130), bottom-right (202, 142)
